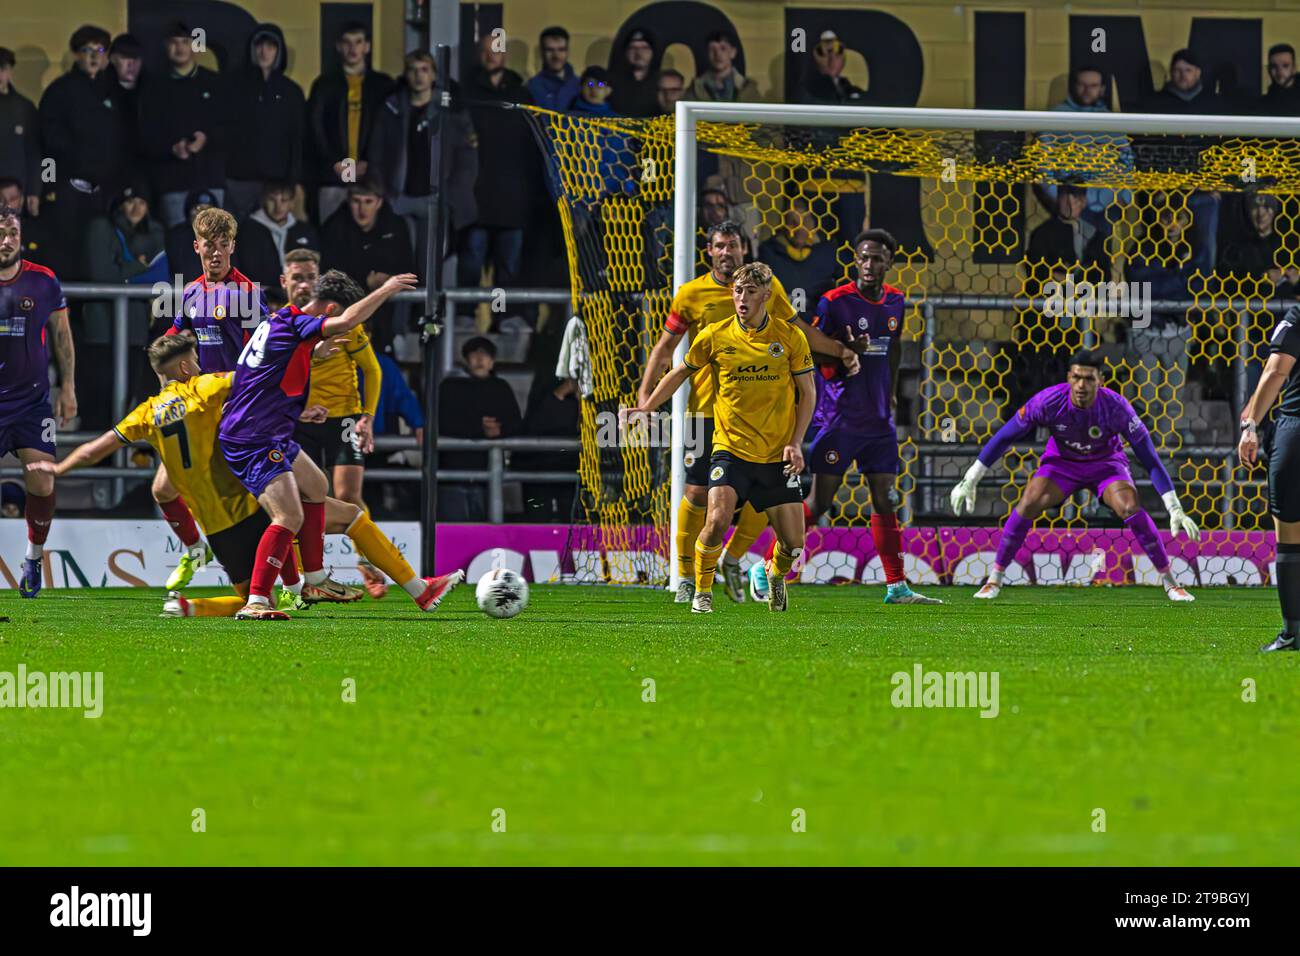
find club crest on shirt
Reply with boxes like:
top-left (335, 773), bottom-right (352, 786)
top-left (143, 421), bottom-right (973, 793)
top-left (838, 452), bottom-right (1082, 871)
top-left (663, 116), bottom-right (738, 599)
top-left (709, 465), bottom-right (724, 481)
top-left (858, 317), bottom-right (869, 330)
top-left (825, 449), bottom-right (840, 464)
top-left (1088, 425), bottom-right (1102, 438)
top-left (214, 305), bottom-right (227, 320)
top-left (887, 315), bottom-right (899, 331)
top-left (18, 297), bottom-right (34, 311)
top-left (684, 452), bottom-right (696, 467)
top-left (268, 449), bottom-right (285, 464)
top-left (768, 342), bottom-right (785, 357)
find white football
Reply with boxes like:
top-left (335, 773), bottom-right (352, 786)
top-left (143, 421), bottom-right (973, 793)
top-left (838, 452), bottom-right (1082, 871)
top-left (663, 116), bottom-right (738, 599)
top-left (475, 568), bottom-right (529, 619)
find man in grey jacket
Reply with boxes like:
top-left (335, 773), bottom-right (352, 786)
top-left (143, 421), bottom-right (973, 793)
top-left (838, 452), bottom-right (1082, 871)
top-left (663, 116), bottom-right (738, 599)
top-left (371, 49), bottom-right (477, 278)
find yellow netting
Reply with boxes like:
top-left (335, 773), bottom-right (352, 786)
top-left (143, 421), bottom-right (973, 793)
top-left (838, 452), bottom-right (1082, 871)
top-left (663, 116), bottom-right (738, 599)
top-left (524, 108), bottom-right (1281, 585)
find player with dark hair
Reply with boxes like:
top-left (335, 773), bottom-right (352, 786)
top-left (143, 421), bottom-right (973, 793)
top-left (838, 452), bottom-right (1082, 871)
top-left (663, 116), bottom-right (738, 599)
top-left (217, 269), bottom-right (416, 619)
top-left (638, 219), bottom-right (860, 605)
top-left (1239, 306), bottom-right (1300, 651)
top-left (951, 350), bottom-right (1199, 601)
top-left (0, 204), bottom-right (75, 596)
top-left (29, 330), bottom-right (462, 616)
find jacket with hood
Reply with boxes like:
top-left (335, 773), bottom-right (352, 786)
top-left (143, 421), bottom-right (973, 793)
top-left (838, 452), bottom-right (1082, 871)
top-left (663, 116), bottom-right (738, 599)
top-left (372, 83), bottom-right (478, 231)
top-left (306, 61), bottom-right (394, 185)
top-left (137, 62), bottom-right (232, 194)
top-left (83, 195), bottom-right (165, 344)
top-left (463, 64), bottom-right (534, 229)
top-left (527, 64), bottom-right (580, 112)
top-left (39, 64), bottom-right (132, 191)
top-left (227, 23), bottom-right (306, 184)
top-left (235, 208), bottom-right (319, 291)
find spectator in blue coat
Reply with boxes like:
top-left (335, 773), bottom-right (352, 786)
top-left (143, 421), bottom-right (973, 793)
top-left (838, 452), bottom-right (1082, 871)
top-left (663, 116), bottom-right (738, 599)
top-left (527, 26), bottom-right (579, 112)
top-left (369, 353), bottom-right (425, 440)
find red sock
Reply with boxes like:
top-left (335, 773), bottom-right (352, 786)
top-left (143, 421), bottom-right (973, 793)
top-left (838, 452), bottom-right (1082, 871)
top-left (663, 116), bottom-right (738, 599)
top-left (159, 497), bottom-right (200, 548)
top-left (766, 502), bottom-right (812, 562)
top-left (871, 513), bottom-right (904, 584)
top-left (249, 524), bottom-right (295, 600)
top-left (298, 501), bottom-right (325, 574)
top-left (25, 491), bottom-right (55, 545)
top-left (280, 546), bottom-right (301, 587)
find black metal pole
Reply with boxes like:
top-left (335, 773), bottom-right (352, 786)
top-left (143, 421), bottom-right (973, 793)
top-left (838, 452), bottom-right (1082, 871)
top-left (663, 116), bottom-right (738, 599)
top-left (420, 42), bottom-right (452, 576)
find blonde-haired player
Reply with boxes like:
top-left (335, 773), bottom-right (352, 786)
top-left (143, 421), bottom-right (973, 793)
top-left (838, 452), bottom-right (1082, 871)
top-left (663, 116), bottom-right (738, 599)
top-left (628, 262), bottom-right (816, 612)
top-left (639, 220), bottom-right (858, 604)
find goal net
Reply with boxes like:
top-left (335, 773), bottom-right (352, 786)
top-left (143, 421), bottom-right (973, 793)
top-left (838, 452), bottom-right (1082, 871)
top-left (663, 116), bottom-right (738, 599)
top-left (524, 102), bottom-right (1296, 589)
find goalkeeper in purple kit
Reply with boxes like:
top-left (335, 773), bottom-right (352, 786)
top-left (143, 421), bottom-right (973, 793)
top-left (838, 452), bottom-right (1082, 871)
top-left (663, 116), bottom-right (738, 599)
top-left (950, 351), bottom-right (1199, 601)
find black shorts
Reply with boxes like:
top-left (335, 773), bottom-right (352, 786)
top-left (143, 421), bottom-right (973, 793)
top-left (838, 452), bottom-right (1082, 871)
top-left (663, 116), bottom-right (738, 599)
top-left (207, 510), bottom-right (271, 586)
top-left (683, 416), bottom-right (713, 487)
top-left (1269, 416), bottom-right (1300, 522)
top-left (296, 417), bottom-right (366, 469)
top-left (707, 450), bottom-right (803, 512)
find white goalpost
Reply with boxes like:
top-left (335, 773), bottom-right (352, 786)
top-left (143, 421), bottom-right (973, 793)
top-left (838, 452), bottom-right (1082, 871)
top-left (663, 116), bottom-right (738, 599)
top-left (668, 100), bottom-right (1300, 592)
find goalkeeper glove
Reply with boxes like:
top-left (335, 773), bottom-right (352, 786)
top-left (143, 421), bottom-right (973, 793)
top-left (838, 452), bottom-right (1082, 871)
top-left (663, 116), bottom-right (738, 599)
top-left (1162, 490), bottom-right (1200, 542)
top-left (951, 461), bottom-right (989, 516)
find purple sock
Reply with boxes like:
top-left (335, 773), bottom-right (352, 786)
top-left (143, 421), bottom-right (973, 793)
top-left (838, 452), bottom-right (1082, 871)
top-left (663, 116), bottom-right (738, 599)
top-left (1124, 509), bottom-right (1169, 573)
top-left (995, 509), bottom-right (1032, 569)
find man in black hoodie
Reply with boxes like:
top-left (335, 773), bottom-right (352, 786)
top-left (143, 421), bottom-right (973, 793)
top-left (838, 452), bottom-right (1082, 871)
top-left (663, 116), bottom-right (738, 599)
top-left (138, 20), bottom-right (232, 228)
top-left (235, 181), bottom-right (319, 291)
top-left (372, 50), bottom-right (477, 280)
top-left (225, 24), bottom-right (305, 221)
top-left (608, 28), bottom-right (660, 117)
top-left (307, 21), bottom-right (394, 225)
top-left (0, 48), bottom-right (40, 206)
top-left (38, 24), bottom-right (131, 278)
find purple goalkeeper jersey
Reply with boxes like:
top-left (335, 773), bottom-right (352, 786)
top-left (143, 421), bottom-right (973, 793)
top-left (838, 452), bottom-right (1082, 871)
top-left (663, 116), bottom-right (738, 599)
top-left (810, 281), bottom-right (904, 437)
top-left (1017, 382), bottom-right (1148, 461)
top-left (0, 260), bottom-right (66, 419)
top-left (218, 304), bottom-right (325, 446)
top-left (171, 267), bottom-right (269, 372)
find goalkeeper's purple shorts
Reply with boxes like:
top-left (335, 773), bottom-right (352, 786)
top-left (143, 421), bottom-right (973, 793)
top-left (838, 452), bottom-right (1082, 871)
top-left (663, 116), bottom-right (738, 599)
top-left (1033, 451), bottom-right (1133, 498)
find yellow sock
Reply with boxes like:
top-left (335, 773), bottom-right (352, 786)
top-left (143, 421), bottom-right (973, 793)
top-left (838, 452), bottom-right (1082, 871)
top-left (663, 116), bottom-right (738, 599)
top-left (694, 539), bottom-right (725, 592)
top-left (676, 498), bottom-right (706, 579)
top-left (725, 502), bottom-right (768, 561)
top-left (773, 543), bottom-right (800, 577)
top-left (348, 512), bottom-right (418, 586)
top-left (188, 595), bottom-right (246, 617)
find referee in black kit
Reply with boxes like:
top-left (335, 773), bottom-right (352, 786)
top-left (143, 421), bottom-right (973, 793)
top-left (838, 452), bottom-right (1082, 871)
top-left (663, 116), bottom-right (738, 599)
top-left (1239, 303), bottom-right (1300, 651)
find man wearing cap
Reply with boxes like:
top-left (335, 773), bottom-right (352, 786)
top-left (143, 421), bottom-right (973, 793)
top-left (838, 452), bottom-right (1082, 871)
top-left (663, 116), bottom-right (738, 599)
top-left (164, 189), bottom-right (220, 285)
top-left (437, 336), bottom-right (523, 520)
top-left (138, 21), bottom-right (231, 228)
top-left (687, 29), bottom-right (761, 103)
top-left (38, 25), bottom-right (131, 278)
top-left (610, 28), bottom-right (660, 117)
top-left (798, 31), bottom-right (864, 104)
top-left (108, 34), bottom-right (143, 116)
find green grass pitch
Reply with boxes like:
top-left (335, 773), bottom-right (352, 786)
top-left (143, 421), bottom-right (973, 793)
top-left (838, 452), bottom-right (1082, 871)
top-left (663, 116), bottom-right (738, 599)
top-left (0, 583), bottom-right (1294, 866)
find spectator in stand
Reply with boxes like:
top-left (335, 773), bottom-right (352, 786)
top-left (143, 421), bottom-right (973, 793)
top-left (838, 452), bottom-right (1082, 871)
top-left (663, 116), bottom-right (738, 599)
top-left (321, 177), bottom-right (416, 352)
top-left (654, 69), bottom-right (686, 115)
top-left (798, 31), bottom-right (864, 104)
top-left (517, 376), bottom-right (579, 522)
top-left (164, 189), bottom-right (219, 283)
top-left (138, 21), bottom-right (231, 228)
top-left (108, 34), bottom-right (143, 121)
top-left (460, 34), bottom-right (533, 325)
top-left (687, 29), bottom-right (761, 102)
top-left (698, 177), bottom-right (754, 260)
top-left (1258, 44), bottom-right (1300, 115)
top-left (438, 336), bottom-right (522, 520)
top-left (83, 178), bottom-right (165, 407)
top-left (0, 48), bottom-right (40, 206)
top-left (609, 28), bottom-right (660, 117)
top-left (1142, 49), bottom-right (1224, 266)
top-left (758, 197), bottom-right (839, 305)
top-left (0, 177), bottom-right (54, 264)
top-left (527, 26), bottom-right (579, 112)
top-left (225, 23), bottom-right (305, 222)
top-left (373, 50), bottom-right (478, 276)
top-left (1026, 184), bottom-right (1109, 275)
top-left (307, 21), bottom-right (394, 225)
top-left (371, 351), bottom-right (424, 441)
top-left (1218, 193), bottom-right (1296, 291)
top-left (39, 24), bottom-right (131, 278)
top-left (235, 181), bottom-right (319, 292)
top-left (572, 66), bottom-right (616, 118)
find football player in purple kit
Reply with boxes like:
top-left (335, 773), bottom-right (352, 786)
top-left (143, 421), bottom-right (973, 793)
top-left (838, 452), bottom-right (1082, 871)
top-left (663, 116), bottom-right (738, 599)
top-left (951, 351), bottom-right (1200, 601)
top-left (218, 269), bottom-right (420, 620)
top-left (156, 207), bottom-right (270, 591)
top-left (0, 204), bottom-right (76, 597)
top-left (753, 229), bottom-right (941, 605)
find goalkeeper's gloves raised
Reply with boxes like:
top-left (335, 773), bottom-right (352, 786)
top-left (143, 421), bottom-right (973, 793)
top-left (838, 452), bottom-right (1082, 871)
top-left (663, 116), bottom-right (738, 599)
top-left (1162, 490), bottom-right (1200, 541)
top-left (951, 461), bottom-right (989, 516)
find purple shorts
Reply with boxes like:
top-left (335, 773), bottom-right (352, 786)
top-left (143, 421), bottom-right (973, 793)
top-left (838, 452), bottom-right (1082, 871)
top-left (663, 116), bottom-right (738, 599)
top-left (1034, 451), bottom-right (1133, 497)
top-left (0, 399), bottom-right (55, 458)
top-left (808, 427), bottom-right (899, 476)
top-left (220, 435), bottom-right (301, 498)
